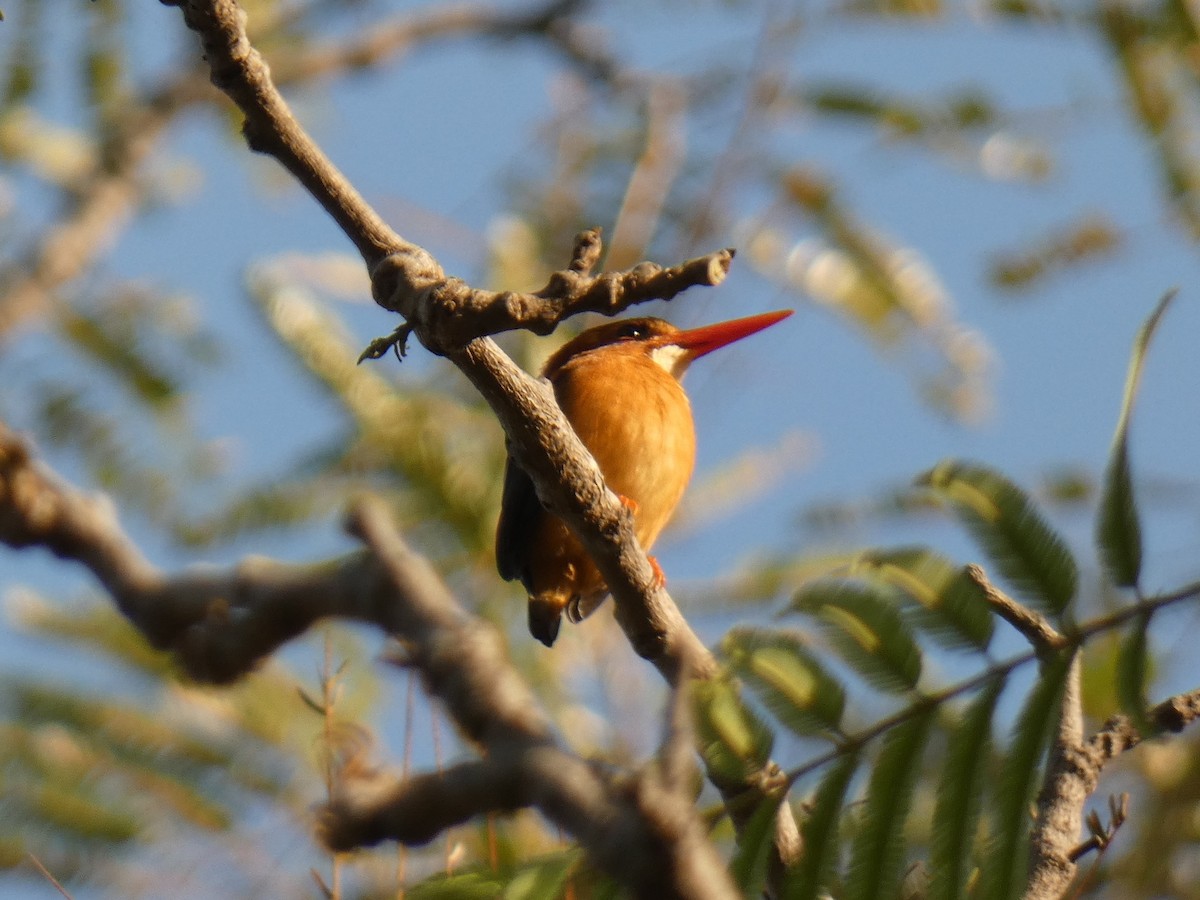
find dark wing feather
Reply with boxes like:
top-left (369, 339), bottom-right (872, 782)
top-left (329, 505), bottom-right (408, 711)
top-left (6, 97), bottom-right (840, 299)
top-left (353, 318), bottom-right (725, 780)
top-left (495, 451), bottom-right (542, 588)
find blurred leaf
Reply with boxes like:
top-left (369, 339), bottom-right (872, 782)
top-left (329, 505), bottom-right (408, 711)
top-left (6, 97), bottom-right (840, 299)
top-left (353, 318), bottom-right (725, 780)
top-left (803, 83), bottom-right (995, 138)
top-left (12, 596), bottom-right (176, 679)
top-left (172, 475), bottom-right (334, 547)
top-left (989, 214), bottom-right (1121, 291)
top-left (58, 302), bottom-right (184, 410)
top-left (851, 546), bottom-right (995, 651)
top-left (730, 795), bottom-right (785, 897)
top-left (930, 676), bottom-right (1004, 900)
top-left (408, 871), bottom-right (509, 900)
top-left (980, 651), bottom-right (1073, 900)
top-left (721, 627), bottom-right (846, 737)
top-left (1, 0), bottom-right (38, 106)
top-left (1096, 289), bottom-right (1175, 588)
top-left (845, 705), bottom-right (935, 900)
top-left (1116, 611), bottom-right (1155, 739)
top-left (1099, 3), bottom-right (1200, 238)
top-left (500, 850), bottom-right (580, 900)
top-left (251, 273), bottom-right (504, 553)
top-left (788, 579), bottom-right (922, 693)
top-left (14, 781), bottom-right (140, 843)
top-left (919, 459), bottom-right (1077, 616)
top-left (784, 751), bottom-right (860, 900)
top-left (406, 852), bottom-right (582, 900)
top-left (693, 677), bottom-right (775, 784)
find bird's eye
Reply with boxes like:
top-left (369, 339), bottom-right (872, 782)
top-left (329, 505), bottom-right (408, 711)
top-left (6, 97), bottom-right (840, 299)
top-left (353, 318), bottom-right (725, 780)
top-left (617, 323), bottom-right (646, 340)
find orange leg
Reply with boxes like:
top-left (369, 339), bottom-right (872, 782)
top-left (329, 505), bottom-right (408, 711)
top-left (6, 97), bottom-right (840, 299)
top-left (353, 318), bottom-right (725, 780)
top-left (618, 494), bottom-right (639, 516)
top-left (647, 555), bottom-right (666, 590)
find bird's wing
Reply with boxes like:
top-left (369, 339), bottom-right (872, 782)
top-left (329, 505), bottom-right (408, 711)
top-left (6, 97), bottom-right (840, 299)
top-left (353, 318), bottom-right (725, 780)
top-left (494, 451), bottom-right (542, 587)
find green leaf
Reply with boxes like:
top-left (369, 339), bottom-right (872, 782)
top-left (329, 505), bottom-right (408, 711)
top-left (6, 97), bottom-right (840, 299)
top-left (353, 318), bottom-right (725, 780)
top-left (788, 580), bottom-right (923, 693)
top-left (784, 751), bottom-right (861, 900)
top-left (408, 872), bottom-right (506, 900)
top-left (918, 460), bottom-right (1078, 616)
top-left (1116, 611), bottom-right (1155, 739)
top-left (1096, 289), bottom-right (1176, 588)
top-left (721, 628), bottom-right (846, 737)
top-left (852, 546), bottom-right (995, 651)
top-left (845, 705), bottom-right (936, 900)
top-left (407, 852), bottom-right (581, 900)
top-left (980, 652), bottom-right (1074, 900)
top-left (692, 677), bottom-right (775, 784)
top-left (930, 677), bottom-right (1005, 900)
top-left (730, 794), bottom-right (785, 897)
top-left (501, 851), bottom-right (580, 900)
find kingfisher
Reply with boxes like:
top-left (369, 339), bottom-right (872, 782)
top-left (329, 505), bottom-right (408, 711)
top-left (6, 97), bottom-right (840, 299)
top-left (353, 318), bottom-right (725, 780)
top-left (495, 309), bottom-right (793, 646)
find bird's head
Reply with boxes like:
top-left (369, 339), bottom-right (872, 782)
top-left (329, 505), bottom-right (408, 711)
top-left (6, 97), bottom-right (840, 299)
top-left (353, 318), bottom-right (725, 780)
top-left (541, 309), bottom-right (793, 380)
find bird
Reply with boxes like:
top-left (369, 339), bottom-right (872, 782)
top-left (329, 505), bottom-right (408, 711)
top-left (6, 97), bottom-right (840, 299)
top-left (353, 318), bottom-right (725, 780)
top-left (495, 308), bottom-right (793, 646)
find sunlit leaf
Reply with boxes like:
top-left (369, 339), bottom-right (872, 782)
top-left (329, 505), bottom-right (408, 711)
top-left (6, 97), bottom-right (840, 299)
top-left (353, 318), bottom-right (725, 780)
top-left (851, 546), bottom-right (994, 651)
top-left (980, 652), bottom-right (1074, 900)
top-left (693, 677), bottom-right (775, 784)
top-left (930, 676), bottom-right (1005, 900)
top-left (919, 459), bottom-right (1077, 615)
top-left (721, 627), bottom-right (846, 737)
top-left (1096, 289), bottom-right (1175, 588)
top-left (788, 579), bottom-right (922, 693)
top-left (845, 705), bottom-right (935, 900)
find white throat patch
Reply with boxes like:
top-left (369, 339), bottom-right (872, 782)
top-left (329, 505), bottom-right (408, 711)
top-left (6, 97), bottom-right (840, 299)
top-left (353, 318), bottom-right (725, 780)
top-left (649, 344), bottom-right (692, 380)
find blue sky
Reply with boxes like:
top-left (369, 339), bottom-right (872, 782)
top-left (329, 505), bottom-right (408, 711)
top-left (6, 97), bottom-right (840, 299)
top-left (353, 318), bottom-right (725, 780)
top-left (3, 2), bottom-right (1200, 890)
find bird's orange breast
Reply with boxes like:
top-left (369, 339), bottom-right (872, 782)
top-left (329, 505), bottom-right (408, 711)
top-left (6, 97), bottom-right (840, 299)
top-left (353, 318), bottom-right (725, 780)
top-left (524, 345), bottom-right (696, 613)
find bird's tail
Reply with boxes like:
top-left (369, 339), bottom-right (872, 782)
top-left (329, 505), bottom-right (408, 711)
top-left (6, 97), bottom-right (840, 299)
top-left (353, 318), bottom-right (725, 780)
top-left (528, 593), bottom-right (569, 647)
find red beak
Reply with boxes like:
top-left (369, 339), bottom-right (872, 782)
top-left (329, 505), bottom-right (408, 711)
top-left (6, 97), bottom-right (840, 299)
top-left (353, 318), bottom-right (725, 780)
top-left (669, 309), bottom-right (793, 359)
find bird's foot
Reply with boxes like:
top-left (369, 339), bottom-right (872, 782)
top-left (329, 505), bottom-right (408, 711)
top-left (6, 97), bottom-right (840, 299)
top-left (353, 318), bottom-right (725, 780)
top-left (618, 494), bottom-right (639, 516)
top-left (647, 555), bottom-right (666, 590)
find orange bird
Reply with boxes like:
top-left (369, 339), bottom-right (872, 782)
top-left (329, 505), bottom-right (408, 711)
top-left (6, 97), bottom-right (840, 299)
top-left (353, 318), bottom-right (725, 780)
top-left (495, 309), bottom-right (793, 646)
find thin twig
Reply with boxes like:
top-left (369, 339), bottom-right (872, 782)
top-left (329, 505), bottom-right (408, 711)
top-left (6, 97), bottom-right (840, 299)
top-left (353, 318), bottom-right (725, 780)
top-left (965, 564), bottom-right (1067, 653)
top-left (26, 854), bottom-right (74, 900)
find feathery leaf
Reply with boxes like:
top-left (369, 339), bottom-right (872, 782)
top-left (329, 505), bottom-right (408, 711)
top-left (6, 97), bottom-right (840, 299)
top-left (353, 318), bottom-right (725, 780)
top-left (845, 705), bottom-right (936, 900)
top-left (721, 627), bottom-right (846, 737)
top-left (785, 751), bottom-right (861, 900)
top-left (731, 795), bottom-right (786, 897)
top-left (788, 579), bottom-right (922, 693)
top-left (852, 546), bottom-right (995, 651)
top-left (692, 677), bottom-right (775, 784)
top-left (918, 460), bottom-right (1077, 616)
top-left (930, 676), bottom-right (1005, 900)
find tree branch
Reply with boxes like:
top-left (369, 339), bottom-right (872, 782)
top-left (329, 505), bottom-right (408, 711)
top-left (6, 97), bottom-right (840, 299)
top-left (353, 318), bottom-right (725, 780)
top-left (332, 497), bottom-right (737, 899)
top-left (0, 421), bottom-right (736, 895)
top-left (1025, 683), bottom-right (1200, 899)
top-left (147, 0), bottom-right (791, 887)
top-left (965, 564), bottom-right (1067, 654)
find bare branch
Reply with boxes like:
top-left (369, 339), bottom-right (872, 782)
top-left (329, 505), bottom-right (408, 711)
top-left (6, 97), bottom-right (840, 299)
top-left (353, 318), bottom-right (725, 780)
top-left (1024, 681), bottom-right (1200, 899)
top-left (366, 236), bottom-right (735, 356)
